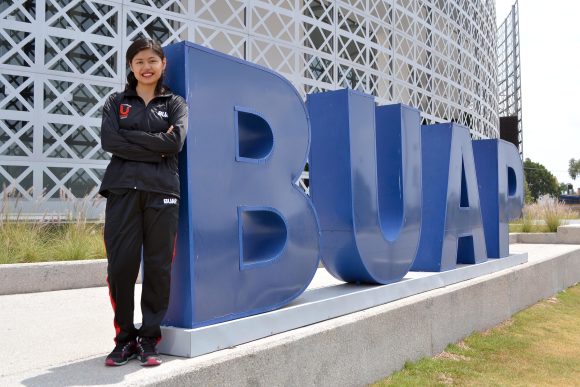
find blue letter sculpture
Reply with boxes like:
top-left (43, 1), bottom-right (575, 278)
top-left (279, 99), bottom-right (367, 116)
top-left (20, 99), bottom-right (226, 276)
top-left (162, 42), bottom-right (320, 328)
top-left (412, 123), bottom-right (488, 272)
top-left (153, 41), bottom-right (525, 328)
top-left (473, 140), bottom-right (524, 258)
top-left (308, 89), bottom-right (422, 284)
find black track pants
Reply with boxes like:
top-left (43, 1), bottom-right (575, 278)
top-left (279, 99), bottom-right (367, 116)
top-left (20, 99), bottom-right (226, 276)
top-left (104, 189), bottom-right (179, 343)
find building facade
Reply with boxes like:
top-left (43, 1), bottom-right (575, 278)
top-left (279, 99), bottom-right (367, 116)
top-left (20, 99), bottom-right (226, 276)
top-left (497, 0), bottom-right (522, 157)
top-left (0, 0), bottom-right (498, 214)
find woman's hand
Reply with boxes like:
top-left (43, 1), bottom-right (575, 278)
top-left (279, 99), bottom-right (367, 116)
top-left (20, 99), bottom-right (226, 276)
top-left (161, 126), bottom-right (174, 158)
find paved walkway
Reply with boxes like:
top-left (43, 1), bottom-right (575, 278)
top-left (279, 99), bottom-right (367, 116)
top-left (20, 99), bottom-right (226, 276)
top-left (0, 265), bottom-right (342, 386)
top-left (1, 285), bottom-right (144, 386)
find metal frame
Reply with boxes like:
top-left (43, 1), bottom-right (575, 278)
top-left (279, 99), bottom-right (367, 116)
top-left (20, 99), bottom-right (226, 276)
top-left (497, 0), bottom-right (523, 157)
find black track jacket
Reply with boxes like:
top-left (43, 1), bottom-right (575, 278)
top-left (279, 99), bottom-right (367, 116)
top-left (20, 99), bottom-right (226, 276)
top-left (99, 89), bottom-right (188, 198)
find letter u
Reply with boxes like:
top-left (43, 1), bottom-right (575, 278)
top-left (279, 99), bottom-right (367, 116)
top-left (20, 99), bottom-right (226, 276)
top-left (307, 89), bottom-right (422, 284)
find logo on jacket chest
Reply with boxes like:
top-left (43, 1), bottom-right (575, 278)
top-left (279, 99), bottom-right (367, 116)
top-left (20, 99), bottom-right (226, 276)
top-left (119, 104), bottom-right (131, 119)
top-left (156, 110), bottom-right (168, 119)
top-left (164, 198), bottom-right (177, 205)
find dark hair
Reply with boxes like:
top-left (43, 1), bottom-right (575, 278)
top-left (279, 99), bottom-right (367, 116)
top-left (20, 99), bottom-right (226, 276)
top-left (125, 38), bottom-right (169, 95)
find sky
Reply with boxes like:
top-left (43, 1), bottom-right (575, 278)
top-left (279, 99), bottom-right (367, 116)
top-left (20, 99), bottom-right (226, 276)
top-left (495, 1), bottom-right (580, 187)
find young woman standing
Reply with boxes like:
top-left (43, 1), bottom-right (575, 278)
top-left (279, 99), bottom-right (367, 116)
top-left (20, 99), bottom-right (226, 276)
top-left (99, 38), bottom-right (188, 367)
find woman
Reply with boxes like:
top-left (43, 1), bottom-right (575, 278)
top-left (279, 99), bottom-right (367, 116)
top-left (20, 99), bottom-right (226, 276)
top-left (99, 38), bottom-right (188, 367)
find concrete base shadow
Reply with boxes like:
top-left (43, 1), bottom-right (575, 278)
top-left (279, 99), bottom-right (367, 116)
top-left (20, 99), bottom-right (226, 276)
top-left (21, 356), bottom-right (132, 387)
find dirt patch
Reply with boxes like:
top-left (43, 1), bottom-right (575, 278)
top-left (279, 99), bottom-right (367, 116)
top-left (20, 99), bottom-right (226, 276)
top-left (437, 373), bottom-right (454, 385)
top-left (481, 318), bottom-right (514, 336)
top-left (435, 351), bottom-right (471, 361)
top-left (457, 340), bottom-right (471, 350)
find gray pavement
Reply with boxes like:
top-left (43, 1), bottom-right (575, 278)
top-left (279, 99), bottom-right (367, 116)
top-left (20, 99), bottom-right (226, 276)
top-left (1, 286), bottom-right (140, 385)
top-left (1, 243), bottom-right (579, 387)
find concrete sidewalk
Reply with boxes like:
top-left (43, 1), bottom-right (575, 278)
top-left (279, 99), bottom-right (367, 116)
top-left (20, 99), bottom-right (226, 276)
top-left (1, 243), bottom-right (579, 387)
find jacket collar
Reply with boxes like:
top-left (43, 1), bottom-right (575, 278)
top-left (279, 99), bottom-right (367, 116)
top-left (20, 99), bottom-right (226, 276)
top-left (123, 88), bottom-right (173, 99)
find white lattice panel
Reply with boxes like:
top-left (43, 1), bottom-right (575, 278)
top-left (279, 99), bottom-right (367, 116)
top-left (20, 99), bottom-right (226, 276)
top-left (0, 0), bottom-right (500, 214)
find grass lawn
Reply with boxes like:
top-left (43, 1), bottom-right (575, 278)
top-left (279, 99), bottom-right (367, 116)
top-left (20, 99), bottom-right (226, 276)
top-left (373, 283), bottom-right (580, 386)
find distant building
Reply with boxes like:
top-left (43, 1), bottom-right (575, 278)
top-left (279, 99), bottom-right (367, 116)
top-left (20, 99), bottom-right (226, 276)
top-left (497, 0), bottom-right (523, 157)
top-left (1, 0), bottom-right (501, 214)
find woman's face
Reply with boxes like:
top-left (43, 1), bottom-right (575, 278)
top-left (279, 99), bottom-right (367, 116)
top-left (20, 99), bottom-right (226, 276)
top-left (129, 48), bottom-right (166, 88)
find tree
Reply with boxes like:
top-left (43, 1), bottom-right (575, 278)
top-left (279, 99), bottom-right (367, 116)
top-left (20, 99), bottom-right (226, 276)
top-left (559, 182), bottom-right (573, 195)
top-left (523, 158), bottom-right (560, 202)
top-left (569, 158), bottom-right (580, 180)
top-left (523, 178), bottom-right (533, 204)
top-left (559, 182), bottom-right (568, 194)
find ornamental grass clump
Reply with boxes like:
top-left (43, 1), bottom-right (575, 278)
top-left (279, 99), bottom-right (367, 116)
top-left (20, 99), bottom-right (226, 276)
top-left (0, 189), bottom-right (105, 264)
top-left (0, 213), bottom-right (50, 264)
top-left (0, 191), bottom-right (49, 264)
top-left (47, 191), bottom-right (106, 261)
top-left (538, 196), bottom-right (574, 232)
top-left (48, 214), bottom-right (104, 261)
top-left (520, 202), bottom-right (541, 233)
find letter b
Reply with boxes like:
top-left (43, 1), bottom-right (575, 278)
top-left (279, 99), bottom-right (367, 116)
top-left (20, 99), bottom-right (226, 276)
top-left (162, 42), bottom-right (320, 328)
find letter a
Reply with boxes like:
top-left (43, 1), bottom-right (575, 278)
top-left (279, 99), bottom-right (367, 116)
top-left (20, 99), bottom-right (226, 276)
top-left (412, 123), bottom-right (488, 271)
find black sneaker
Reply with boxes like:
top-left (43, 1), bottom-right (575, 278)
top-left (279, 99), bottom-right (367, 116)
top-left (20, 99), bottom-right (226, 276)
top-left (137, 337), bottom-right (162, 366)
top-left (105, 340), bottom-right (138, 366)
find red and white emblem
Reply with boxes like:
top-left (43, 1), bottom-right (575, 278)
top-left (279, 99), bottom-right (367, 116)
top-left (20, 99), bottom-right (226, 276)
top-left (119, 104), bottom-right (132, 119)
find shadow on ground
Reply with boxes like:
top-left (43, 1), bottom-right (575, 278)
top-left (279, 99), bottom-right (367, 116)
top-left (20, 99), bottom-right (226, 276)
top-left (21, 355), bottom-right (177, 387)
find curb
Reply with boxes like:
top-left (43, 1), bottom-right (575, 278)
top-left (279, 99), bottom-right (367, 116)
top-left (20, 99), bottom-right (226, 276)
top-left (511, 224), bottom-right (580, 244)
top-left (0, 259), bottom-right (141, 295)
